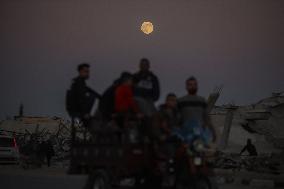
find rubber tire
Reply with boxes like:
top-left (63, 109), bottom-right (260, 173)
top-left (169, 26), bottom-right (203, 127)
top-left (194, 177), bottom-right (212, 189)
top-left (175, 176), bottom-right (212, 189)
top-left (84, 170), bottom-right (111, 189)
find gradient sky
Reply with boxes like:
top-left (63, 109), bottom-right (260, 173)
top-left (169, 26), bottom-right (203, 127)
top-left (0, 0), bottom-right (283, 119)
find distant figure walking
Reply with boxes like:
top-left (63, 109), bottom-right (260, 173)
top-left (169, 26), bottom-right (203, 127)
top-left (45, 140), bottom-right (55, 167)
top-left (38, 141), bottom-right (47, 165)
top-left (240, 139), bottom-right (258, 156)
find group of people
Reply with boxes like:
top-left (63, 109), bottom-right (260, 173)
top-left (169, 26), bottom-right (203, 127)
top-left (21, 136), bottom-right (55, 167)
top-left (66, 58), bottom-right (217, 145)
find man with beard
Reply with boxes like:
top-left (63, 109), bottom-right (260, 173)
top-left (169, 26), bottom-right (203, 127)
top-left (66, 63), bottom-right (101, 121)
top-left (177, 76), bottom-right (216, 144)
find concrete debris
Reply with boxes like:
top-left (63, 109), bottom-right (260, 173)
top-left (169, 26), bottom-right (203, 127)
top-left (214, 152), bottom-right (284, 175)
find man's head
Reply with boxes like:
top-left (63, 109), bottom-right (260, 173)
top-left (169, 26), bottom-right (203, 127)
top-left (165, 93), bottom-right (177, 109)
top-left (139, 58), bottom-right (150, 72)
top-left (247, 139), bottom-right (252, 145)
top-left (78, 63), bottom-right (90, 79)
top-left (186, 76), bottom-right (198, 95)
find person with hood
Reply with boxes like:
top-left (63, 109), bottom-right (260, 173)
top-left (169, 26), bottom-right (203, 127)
top-left (114, 72), bottom-right (140, 128)
top-left (98, 72), bottom-right (132, 120)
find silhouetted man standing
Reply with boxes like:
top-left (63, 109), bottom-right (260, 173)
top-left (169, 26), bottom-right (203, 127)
top-left (66, 63), bottom-right (101, 120)
top-left (134, 58), bottom-right (160, 101)
top-left (133, 58), bottom-right (160, 116)
top-left (67, 63), bottom-right (101, 173)
top-left (178, 77), bottom-right (216, 142)
top-left (46, 140), bottom-right (54, 167)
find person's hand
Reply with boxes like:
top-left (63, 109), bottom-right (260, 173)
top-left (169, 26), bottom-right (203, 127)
top-left (212, 134), bottom-right (217, 143)
top-left (83, 114), bottom-right (91, 120)
top-left (111, 113), bottom-right (117, 119)
top-left (159, 135), bottom-right (167, 142)
top-left (207, 142), bottom-right (217, 154)
top-left (137, 113), bottom-right (144, 119)
top-left (208, 142), bottom-right (217, 149)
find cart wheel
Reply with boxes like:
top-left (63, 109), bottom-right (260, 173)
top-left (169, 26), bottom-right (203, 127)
top-left (194, 177), bottom-right (211, 189)
top-left (175, 176), bottom-right (211, 189)
top-left (84, 170), bottom-right (111, 189)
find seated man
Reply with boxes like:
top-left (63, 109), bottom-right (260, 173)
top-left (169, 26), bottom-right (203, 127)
top-left (240, 139), bottom-right (258, 156)
top-left (152, 93), bottom-right (179, 142)
top-left (159, 93), bottom-right (180, 134)
top-left (150, 93), bottom-right (180, 158)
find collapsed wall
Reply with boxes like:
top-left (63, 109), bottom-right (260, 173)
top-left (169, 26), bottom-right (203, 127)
top-left (211, 93), bottom-right (284, 154)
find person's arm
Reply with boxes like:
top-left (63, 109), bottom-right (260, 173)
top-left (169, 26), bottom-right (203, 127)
top-left (70, 79), bottom-right (86, 118)
top-left (240, 145), bottom-right (247, 155)
top-left (87, 87), bottom-right (102, 99)
top-left (203, 104), bottom-right (217, 142)
top-left (152, 74), bottom-right (160, 102)
top-left (177, 101), bottom-right (183, 126)
top-left (128, 87), bottom-right (139, 113)
top-left (206, 115), bottom-right (217, 142)
top-left (114, 86), bottom-right (123, 112)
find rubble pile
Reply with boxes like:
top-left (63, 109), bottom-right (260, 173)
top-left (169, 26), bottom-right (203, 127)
top-left (214, 152), bottom-right (284, 174)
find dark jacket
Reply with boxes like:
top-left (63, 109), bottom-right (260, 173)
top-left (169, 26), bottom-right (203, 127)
top-left (159, 104), bottom-right (180, 129)
top-left (68, 76), bottom-right (101, 118)
top-left (46, 141), bottom-right (55, 158)
top-left (133, 71), bottom-right (160, 102)
top-left (98, 78), bottom-right (121, 119)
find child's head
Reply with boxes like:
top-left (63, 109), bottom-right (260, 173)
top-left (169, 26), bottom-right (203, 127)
top-left (166, 93), bottom-right (177, 108)
top-left (120, 72), bottom-right (133, 86)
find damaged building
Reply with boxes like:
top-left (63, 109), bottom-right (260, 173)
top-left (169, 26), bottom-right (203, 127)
top-left (211, 92), bottom-right (284, 154)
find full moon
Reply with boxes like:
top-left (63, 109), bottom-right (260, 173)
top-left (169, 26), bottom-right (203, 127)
top-left (141, 21), bottom-right (154, 35)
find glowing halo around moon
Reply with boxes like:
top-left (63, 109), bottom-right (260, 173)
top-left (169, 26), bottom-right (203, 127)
top-left (141, 21), bottom-right (154, 35)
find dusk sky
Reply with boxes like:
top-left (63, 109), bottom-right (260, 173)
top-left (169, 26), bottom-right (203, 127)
top-left (0, 0), bottom-right (283, 119)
